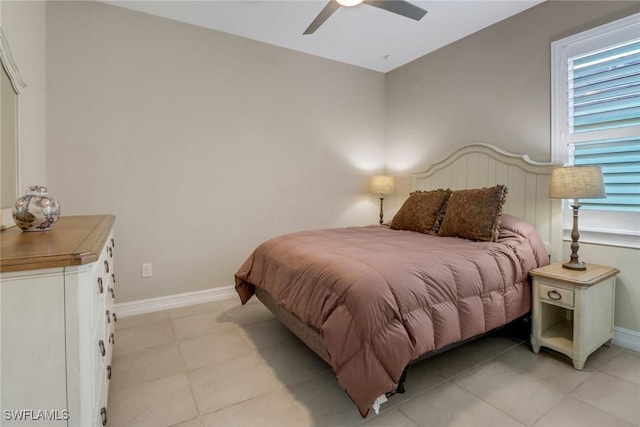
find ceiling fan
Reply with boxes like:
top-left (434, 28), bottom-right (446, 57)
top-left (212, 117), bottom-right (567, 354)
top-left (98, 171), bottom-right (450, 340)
top-left (304, 0), bottom-right (428, 35)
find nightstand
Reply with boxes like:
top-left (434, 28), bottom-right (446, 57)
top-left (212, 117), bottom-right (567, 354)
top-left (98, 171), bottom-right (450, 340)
top-left (530, 262), bottom-right (619, 370)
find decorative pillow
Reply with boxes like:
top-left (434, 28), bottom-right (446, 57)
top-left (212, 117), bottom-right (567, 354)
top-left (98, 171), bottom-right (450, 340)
top-left (390, 189), bottom-right (451, 234)
top-left (437, 185), bottom-right (508, 242)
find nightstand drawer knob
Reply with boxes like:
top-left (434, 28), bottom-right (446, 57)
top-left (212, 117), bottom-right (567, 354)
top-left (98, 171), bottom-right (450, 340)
top-left (99, 340), bottom-right (106, 357)
top-left (547, 290), bottom-right (562, 301)
top-left (100, 407), bottom-right (107, 426)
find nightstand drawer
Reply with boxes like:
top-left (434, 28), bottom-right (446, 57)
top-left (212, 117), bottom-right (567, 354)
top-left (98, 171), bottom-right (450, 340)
top-left (539, 282), bottom-right (574, 308)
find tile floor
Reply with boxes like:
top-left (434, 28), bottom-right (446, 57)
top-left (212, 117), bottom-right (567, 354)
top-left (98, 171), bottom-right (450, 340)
top-left (107, 297), bottom-right (640, 427)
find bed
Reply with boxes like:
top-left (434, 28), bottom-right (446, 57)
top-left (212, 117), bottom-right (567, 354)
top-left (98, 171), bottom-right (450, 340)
top-left (235, 144), bottom-right (561, 417)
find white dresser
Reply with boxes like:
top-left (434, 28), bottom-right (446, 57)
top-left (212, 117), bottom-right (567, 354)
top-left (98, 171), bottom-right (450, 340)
top-left (1, 215), bottom-right (116, 426)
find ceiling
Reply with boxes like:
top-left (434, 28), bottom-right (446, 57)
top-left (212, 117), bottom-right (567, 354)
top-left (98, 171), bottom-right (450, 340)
top-left (105, 0), bottom-right (544, 73)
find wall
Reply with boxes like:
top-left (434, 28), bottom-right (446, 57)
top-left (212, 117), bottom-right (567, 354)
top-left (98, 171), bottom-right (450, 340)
top-left (386, 1), bottom-right (640, 171)
top-left (1, 1), bottom-right (47, 189)
top-left (385, 1), bottom-right (640, 334)
top-left (578, 242), bottom-right (639, 338)
top-left (46, 1), bottom-right (386, 302)
top-left (9, 0), bottom-right (639, 335)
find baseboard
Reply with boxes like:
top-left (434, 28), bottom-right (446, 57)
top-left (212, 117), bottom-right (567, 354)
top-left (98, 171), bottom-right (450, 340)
top-left (115, 286), bottom-right (237, 318)
top-left (614, 326), bottom-right (640, 352)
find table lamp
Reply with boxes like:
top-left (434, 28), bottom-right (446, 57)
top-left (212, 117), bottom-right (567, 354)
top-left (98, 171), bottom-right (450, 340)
top-left (370, 175), bottom-right (394, 224)
top-left (549, 166), bottom-right (606, 270)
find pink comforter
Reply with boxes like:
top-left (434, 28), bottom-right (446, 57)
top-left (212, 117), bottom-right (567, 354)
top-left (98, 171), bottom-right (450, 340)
top-left (235, 214), bottom-right (549, 416)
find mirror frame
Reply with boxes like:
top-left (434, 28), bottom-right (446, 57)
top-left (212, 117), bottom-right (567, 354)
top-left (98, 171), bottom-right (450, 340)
top-left (0, 27), bottom-right (26, 230)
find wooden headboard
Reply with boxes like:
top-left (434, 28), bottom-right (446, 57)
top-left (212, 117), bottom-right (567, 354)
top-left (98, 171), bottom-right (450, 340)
top-left (412, 144), bottom-right (562, 261)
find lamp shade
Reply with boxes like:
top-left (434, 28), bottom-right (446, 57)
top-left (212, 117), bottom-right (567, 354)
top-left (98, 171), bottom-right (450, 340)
top-left (370, 175), bottom-right (394, 196)
top-left (549, 166), bottom-right (606, 200)
top-left (337, 0), bottom-right (363, 6)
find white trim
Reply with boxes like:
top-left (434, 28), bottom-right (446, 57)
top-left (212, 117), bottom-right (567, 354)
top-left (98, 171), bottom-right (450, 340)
top-left (560, 204), bottom-right (640, 245)
top-left (0, 27), bottom-right (26, 231)
top-left (115, 286), bottom-right (237, 318)
top-left (562, 228), bottom-right (640, 249)
top-left (614, 326), bottom-right (640, 353)
top-left (0, 28), bottom-right (27, 94)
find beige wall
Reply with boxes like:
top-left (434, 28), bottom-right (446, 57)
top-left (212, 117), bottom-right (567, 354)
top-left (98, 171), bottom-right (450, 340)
top-left (385, 1), bottom-right (640, 333)
top-left (5, 0), bottom-right (639, 334)
top-left (46, 1), bottom-right (386, 302)
top-left (1, 1), bottom-right (47, 190)
top-left (577, 242), bottom-right (640, 335)
top-left (386, 1), bottom-right (640, 171)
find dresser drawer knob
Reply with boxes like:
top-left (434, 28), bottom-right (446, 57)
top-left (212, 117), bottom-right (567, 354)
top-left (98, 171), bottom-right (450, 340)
top-left (108, 246), bottom-right (113, 258)
top-left (100, 407), bottom-right (107, 426)
top-left (113, 312), bottom-right (117, 323)
top-left (107, 365), bottom-right (112, 380)
top-left (111, 273), bottom-right (116, 285)
top-left (109, 287), bottom-right (115, 299)
top-left (547, 290), bottom-right (562, 301)
top-left (99, 340), bottom-right (106, 357)
top-left (106, 310), bottom-right (111, 324)
top-left (111, 332), bottom-right (115, 345)
top-left (111, 238), bottom-right (115, 247)
top-left (104, 260), bottom-right (109, 274)
top-left (97, 277), bottom-right (104, 294)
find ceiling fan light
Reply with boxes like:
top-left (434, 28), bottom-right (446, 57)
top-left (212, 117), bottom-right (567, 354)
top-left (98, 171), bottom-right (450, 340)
top-left (336, 0), bottom-right (364, 7)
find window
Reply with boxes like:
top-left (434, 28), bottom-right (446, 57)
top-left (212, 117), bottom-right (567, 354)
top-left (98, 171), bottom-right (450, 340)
top-left (551, 13), bottom-right (640, 248)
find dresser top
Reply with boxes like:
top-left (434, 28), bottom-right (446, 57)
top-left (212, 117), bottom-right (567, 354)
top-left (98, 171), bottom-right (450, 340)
top-left (0, 215), bottom-right (115, 273)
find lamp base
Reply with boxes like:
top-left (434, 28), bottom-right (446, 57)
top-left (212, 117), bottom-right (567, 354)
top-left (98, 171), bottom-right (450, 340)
top-left (562, 260), bottom-right (586, 271)
top-left (562, 202), bottom-right (587, 271)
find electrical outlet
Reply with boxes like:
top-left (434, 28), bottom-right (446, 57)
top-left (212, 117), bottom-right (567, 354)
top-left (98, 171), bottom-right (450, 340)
top-left (142, 263), bottom-right (152, 278)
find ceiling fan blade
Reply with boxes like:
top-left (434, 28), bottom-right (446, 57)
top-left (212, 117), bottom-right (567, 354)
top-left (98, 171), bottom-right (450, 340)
top-left (365, 0), bottom-right (427, 21)
top-left (304, 1), bottom-right (341, 35)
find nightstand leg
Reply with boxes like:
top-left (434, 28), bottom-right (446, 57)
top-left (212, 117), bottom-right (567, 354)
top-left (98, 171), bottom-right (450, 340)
top-left (604, 338), bottom-right (613, 347)
top-left (572, 358), bottom-right (586, 370)
top-left (530, 336), bottom-right (541, 353)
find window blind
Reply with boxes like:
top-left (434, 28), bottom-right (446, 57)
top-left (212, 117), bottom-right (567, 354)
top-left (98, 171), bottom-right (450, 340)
top-left (572, 137), bottom-right (640, 211)
top-left (569, 39), bottom-right (640, 133)
top-left (568, 38), bottom-right (640, 212)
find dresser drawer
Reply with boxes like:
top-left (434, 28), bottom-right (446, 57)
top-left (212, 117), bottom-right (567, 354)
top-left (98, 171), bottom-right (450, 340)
top-left (539, 282), bottom-right (574, 309)
top-left (95, 376), bottom-right (108, 427)
top-left (91, 271), bottom-right (106, 325)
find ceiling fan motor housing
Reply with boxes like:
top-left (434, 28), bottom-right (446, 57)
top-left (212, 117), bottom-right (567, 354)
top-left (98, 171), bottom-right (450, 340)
top-left (304, 0), bottom-right (428, 35)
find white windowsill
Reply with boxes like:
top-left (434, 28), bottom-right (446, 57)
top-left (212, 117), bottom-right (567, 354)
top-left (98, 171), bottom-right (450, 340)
top-left (562, 227), bottom-right (640, 249)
